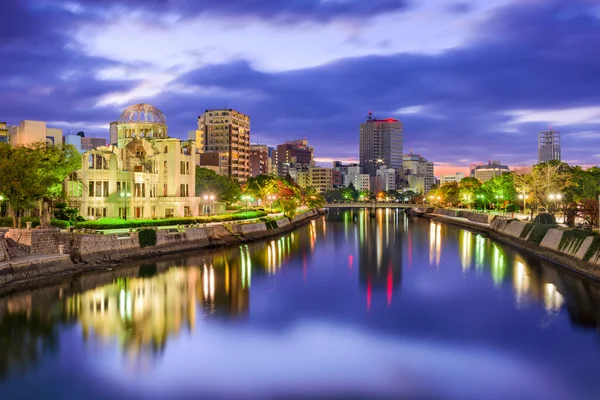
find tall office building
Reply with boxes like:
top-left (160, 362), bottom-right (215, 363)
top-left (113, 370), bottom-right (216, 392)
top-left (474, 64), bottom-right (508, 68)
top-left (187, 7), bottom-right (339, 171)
top-left (359, 112), bottom-right (403, 177)
top-left (196, 109), bottom-right (251, 183)
top-left (538, 130), bottom-right (561, 164)
top-left (273, 139), bottom-right (314, 176)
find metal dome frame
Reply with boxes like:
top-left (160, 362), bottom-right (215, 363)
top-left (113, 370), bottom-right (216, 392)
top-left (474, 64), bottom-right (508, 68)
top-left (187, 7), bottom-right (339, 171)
top-left (118, 103), bottom-right (167, 124)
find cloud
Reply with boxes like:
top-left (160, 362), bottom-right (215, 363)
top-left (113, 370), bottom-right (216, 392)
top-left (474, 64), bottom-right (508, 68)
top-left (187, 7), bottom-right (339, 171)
top-left (0, 0), bottom-right (599, 168)
top-left (70, 0), bottom-right (409, 23)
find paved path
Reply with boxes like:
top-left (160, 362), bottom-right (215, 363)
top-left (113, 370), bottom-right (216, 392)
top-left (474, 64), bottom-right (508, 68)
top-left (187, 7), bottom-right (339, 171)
top-left (0, 253), bottom-right (71, 269)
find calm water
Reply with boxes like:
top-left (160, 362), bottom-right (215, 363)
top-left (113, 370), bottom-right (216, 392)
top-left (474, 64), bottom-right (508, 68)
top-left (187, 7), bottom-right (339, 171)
top-left (1, 209), bottom-right (600, 400)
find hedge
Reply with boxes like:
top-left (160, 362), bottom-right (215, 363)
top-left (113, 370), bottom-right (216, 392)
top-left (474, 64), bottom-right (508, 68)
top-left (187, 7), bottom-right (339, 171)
top-left (0, 217), bottom-right (70, 229)
top-left (73, 211), bottom-right (268, 230)
top-left (138, 229), bottom-right (157, 248)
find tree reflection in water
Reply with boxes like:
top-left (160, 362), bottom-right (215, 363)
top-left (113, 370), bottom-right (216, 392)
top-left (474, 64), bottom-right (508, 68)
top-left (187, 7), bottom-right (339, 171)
top-left (0, 309), bottom-right (60, 380)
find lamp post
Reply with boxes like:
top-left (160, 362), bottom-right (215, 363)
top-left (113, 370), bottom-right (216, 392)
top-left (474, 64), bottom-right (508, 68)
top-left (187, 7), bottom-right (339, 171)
top-left (267, 195), bottom-right (277, 213)
top-left (518, 194), bottom-right (529, 215)
top-left (548, 193), bottom-right (561, 212)
top-left (242, 195), bottom-right (252, 213)
top-left (120, 192), bottom-right (131, 220)
top-left (203, 194), bottom-right (215, 216)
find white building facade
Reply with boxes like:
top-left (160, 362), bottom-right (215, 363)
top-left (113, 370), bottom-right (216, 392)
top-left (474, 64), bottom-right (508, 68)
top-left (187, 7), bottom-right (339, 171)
top-left (66, 104), bottom-right (223, 219)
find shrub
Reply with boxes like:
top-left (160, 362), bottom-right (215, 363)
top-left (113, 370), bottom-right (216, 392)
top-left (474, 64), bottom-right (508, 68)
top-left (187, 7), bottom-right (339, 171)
top-left (505, 204), bottom-right (517, 213)
top-left (528, 224), bottom-right (556, 246)
top-left (50, 219), bottom-right (70, 229)
top-left (0, 217), bottom-right (40, 228)
top-left (534, 213), bottom-right (556, 225)
top-left (138, 229), bottom-right (157, 248)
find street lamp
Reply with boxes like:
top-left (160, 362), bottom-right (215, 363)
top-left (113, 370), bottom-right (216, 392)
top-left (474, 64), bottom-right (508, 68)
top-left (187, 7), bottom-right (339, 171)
top-left (120, 192), bottom-right (131, 220)
top-left (267, 195), bottom-right (277, 213)
top-left (518, 194), bottom-right (529, 214)
top-left (241, 195), bottom-right (252, 213)
top-left (203, 194), bottom-right (215, 216)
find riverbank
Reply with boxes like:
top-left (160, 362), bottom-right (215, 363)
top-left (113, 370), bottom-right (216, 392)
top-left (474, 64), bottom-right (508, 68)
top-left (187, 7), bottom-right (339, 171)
top-left (0, 209), bottom-right (324, 294)
top-left (410, 208), bottom-right (600, 282)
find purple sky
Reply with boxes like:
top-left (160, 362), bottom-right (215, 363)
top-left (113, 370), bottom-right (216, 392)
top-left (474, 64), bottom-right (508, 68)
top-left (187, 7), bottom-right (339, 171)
top-left (1, 0), bottom-right (599, 174)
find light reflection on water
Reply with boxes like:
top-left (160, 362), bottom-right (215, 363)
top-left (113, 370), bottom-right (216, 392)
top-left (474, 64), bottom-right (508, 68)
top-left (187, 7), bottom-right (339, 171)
top-left (1, 208), bottom-right (600, 399)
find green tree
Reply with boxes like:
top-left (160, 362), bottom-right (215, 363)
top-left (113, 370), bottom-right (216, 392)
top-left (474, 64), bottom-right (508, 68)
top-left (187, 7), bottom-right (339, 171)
top-left (0, 142), bottom-right (81, 228)
top-left (439, 182), bottom-right (459, 205)
top-left (195, 167), bottom-right (241, 205)
top-left (481, 172), bottom-right (516, 209)
top-left (244, 174), bottom-right (279, 204)
top-left (458, 177), bottom-right (481, 207)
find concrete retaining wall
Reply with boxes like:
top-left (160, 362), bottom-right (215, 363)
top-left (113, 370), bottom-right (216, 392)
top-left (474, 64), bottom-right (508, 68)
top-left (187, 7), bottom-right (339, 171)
top-left (432, 209), bottom-right (496, 224)
top-left (433, 208), bottom-right (458, 217)
top-left (489, 220), bottom-right (600, 267)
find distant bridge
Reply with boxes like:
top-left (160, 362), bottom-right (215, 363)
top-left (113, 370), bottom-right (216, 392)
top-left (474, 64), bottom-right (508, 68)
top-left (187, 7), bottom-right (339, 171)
top-left (325, 203), bottom-right (420, 209)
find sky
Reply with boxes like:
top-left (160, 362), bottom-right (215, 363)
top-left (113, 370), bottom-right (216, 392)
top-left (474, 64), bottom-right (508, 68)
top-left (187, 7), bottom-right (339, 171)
top-left (1, 0), bottom-right (599, 175)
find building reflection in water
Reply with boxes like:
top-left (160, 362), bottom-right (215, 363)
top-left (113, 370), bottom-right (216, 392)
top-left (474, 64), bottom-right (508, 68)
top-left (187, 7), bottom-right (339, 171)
top-left (513, 261), bottom-right (531, 309)
top-left (429, 222), bottom-right (442, 267)
top-left (460, 230), bottom-right (473, 272)
top-left (357, 209), bottom-right (402, 310)
top-left (62, 249), bottom-right (255, 358)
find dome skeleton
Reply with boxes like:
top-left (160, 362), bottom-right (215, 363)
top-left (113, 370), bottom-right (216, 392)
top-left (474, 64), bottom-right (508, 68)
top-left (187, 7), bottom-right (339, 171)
top-left (118, 103), bottom-right (167, 124)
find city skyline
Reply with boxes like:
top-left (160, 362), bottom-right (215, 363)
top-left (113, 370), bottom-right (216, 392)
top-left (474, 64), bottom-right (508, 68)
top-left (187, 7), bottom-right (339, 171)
top-left (1, 0), bottom-right (599, 175)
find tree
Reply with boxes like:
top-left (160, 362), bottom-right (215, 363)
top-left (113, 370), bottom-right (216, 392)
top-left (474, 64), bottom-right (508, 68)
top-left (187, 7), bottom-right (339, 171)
top-left (458, 177), bottom-right (481, 207)
top-left (530, 161), bottom-right (569, 211)
top-left (244, 174), bottom-right (278, 204)
top-left (0, 142), bottom-right (81, 228)
top-left (305, 193), bottom-right (326, 209)
top-left (195, 167), bottom-right (241, 205)
top-left (481, 172), bottom-right (516, 209)
top-left (439, 182), bottom-right (459, 205)
top-left (32, 142), bottom-right (81, 227)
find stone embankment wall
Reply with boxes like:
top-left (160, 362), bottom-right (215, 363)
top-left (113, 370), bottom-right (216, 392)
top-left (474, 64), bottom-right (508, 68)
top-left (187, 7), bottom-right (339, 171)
top-left (0, 233), bottom-right (9, 262)
top-left (72, 209), bottom-right (320, 263)
top-left (5, 228), bottom-right (70, 255)
top-left (0, 209), bottom-right (322, 289)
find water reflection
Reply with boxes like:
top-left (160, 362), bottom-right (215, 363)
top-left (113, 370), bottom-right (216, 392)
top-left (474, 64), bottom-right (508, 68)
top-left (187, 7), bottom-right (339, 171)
top-left (2, 210), bottom-right (600, 394)
top-left (356, 209), bottom-right (402, 310)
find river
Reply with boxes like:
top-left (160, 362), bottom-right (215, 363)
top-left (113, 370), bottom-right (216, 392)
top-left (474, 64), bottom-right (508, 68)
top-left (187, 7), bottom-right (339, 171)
top-left (1, 208), bottom-right (599, 400)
